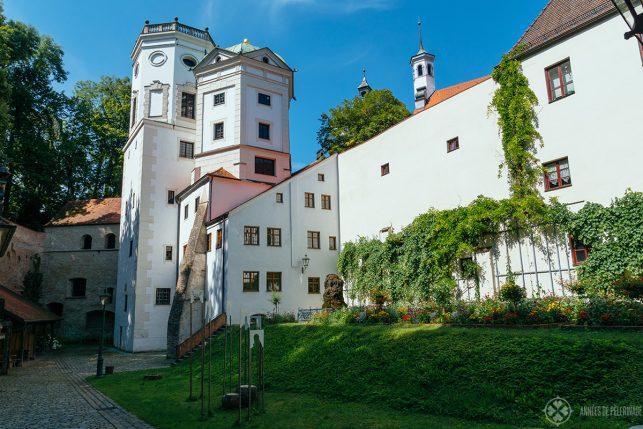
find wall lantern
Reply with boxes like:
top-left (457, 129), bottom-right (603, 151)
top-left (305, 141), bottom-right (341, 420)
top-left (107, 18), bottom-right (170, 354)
top-left (610, 0), bottom-right (643, 45)
top-left (301, 254), bottom-right (310, 273)
top-left (0, 166), bottom-right (16, 258)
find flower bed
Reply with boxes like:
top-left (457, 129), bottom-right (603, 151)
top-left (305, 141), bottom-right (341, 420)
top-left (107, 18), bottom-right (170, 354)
top-left (310, 296), bottom-right (643, 327)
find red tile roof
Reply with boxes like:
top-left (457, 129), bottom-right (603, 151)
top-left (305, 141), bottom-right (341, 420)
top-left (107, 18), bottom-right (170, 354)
top-left (0, 285), bottom-right (61, 323)
top-left (516, 0), bottom-right (615, 55)
top-left (47, 198), bottom-right (121, 226)
top-left (208, 167), bottom-right (238, 179)
top-left (414, 76), bottom-right (491, 114)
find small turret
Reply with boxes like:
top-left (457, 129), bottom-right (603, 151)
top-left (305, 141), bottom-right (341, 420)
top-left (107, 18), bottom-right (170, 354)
top-left (410, 18), bottom-right (435, 110)
top-left (357, 68), bottom-right (372, 97)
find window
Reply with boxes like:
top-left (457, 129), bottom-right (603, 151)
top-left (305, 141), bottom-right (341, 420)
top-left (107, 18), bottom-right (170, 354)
top-left (258, 123), bottom-right (270, 140)
top-left (165, 246), bottom-right (173, 261)
top-left (266, 272), bottom-right (282, 292)
top-left (105, 233), bottom-right (116, 249)
top-left (255, 157), bottom-right (276, 176)
top-left (243, 271), bottom-right (259, 292)
top-left (267, 227), bottom-right (281, 247)
top-left (329, 236), bottom-right (337, 250)
top-left (307, 231), bottom-right (320, 249)
top-left (214, 92), bottom-right (225, 106)
top-left (544, 158), bottom-right (572, 191)
top-left (447, 137), bottom-right (459, 153)
top-left (70, 278), bottom-right (87, 297)
top-left (80, 234), bottom-right (93, 250)
top-left (106, 287), bottom-right (114, 304)
top-left (156, 288), bottom-right (171, 305)
top-left (167, 190), bottom-right (175, 204)
top-left (321, 194), bottom-right (331, 210)
top-left (546, 59), bottom-right (574, 102)
top-left (244, 226), bottom-right (260, 245)
top-left (318, 173), bottom-right (325, 182)
top-left (124, 293), bottom-right (128, 311)
top-left (427, 64), bottom-right (433, 77)
top-left (195, 196), bottom-right (200, 212)
top-left (308, 277), bottom-right (321, 294)
top-left (304, 192), bottom-right (315, 208)
top-left (181, 92), bottom-right (195, 119)
top-left (214, 122), bottom-right (224, 140)
top-left (258, 93), bottom-right (271, 106)
top-left (262, 56), bottom-right (269, 64)
top-left (276, 192), bottom-right (283, 203)
top-left (216, 229), bottom-right (222, 249)
top-left (381, 163), bottom-right (390, 176)
top-left (179, 141), bottom-right (194, 158)
top-left (184, 204), bottom-right (189, 219)
top-left (182, 56), bottom-right (197, 68)
top-left (570, 238), bottom-right (589, 266)
top-left (129, 240), bottom-right (133, 257)
top-left (207, 233), bottom-right (212, 252)
top-left (131, 97), bottom-right (137, 128)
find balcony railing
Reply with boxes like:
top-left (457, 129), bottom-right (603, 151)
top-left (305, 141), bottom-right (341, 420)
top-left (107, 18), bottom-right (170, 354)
top-left (142, 19), bottom-right (212, 42)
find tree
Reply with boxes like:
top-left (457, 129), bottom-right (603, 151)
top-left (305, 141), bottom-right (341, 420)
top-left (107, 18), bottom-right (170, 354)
top-left (73, 76), bottom-right (130, 197)
top-left (488, 47), bottom-right (543, 199)
top-left (317, 89), bottom-right (410, 156)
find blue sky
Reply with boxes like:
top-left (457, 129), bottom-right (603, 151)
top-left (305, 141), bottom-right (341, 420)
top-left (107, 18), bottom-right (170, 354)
top-left (6, 0), bottom-right (548, 170)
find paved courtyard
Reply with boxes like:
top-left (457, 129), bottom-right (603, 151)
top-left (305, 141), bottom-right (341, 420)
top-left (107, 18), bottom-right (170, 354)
top-left (0, 346), bottom-right (169, 429)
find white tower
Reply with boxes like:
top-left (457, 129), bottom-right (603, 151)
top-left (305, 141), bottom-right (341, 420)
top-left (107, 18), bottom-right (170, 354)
top-left (115, 19), bottom-right (214, 352)
top-left (411, 19), bottom-right (435, 110)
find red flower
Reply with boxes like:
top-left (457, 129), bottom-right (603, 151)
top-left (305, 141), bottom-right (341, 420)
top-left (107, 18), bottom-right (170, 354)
top-left (402, 314), bottom-right (411, 321)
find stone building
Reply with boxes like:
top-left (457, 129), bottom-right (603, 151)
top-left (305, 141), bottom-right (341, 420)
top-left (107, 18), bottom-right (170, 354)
top-left (0, 223), bottom-right (44, 293)
top-left (41, 198), bottom-right (120, 341)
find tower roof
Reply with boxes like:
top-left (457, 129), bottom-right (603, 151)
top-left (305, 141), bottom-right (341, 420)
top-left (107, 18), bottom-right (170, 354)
top-left (226, 39), bottom-right (261, 54)
top-left (358, 68), bottom-right (371, 89)
top-left (416, 18), bottom-right (427, 55)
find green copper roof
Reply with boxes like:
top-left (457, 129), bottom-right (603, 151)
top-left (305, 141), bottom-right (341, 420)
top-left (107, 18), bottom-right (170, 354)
top-left (226, 39), bottom-right (261, 54)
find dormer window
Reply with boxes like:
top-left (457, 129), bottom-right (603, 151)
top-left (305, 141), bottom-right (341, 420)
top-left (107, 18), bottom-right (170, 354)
top-left (215, 56), bottom-right (222, 63)
top-left (417, 64), bottom-right (424, 77)
top-left (262, 56), bottom-right (269, 64)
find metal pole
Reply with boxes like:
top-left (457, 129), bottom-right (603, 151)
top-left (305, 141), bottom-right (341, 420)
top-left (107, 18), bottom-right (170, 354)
top-left (237, 321), bottom-right (241, 424)
top-left (553, 225), bottom-right (566, 295)
top-left (208, 311), bottom-right (212, 417)
top-left (96, 302), bottom-right (105, 377)
top-left (543, 229), bottom-right (556, 295)
top-left (200, 299), bottom-right (205, 420)
top-left (248, 328), bottom-right (251, 421)
top-left (223, 318), bottom-right (227, 397)
top-left (529, 227), bottom-right (541, 297)
top-left (188, 299), bottom-right (195, 401)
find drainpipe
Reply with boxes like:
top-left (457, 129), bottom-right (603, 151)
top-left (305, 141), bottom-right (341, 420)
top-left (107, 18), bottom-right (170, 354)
top-left (221, 218), bottom-right (227, 316)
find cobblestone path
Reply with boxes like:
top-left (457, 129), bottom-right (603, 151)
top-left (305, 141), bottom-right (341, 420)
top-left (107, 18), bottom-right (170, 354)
top-left (0, 346), bottom-right (169, 429)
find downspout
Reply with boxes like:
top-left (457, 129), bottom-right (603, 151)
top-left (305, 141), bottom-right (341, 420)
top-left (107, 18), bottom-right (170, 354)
top-left (175, 196), bottom-right (181, 284)
top-left (221, 218), bottom-right (227, 316)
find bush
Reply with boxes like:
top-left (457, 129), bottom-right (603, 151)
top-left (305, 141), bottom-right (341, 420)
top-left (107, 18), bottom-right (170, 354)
top-left (265, 312), bottom-right (296, 325)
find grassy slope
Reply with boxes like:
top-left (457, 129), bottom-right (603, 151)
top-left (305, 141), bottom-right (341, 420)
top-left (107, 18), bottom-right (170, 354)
top-left (90, 325), bottom-right (642, 428)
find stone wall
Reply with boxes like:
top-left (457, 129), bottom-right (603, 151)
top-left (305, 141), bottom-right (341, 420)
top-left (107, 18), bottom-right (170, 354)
top-left (0, 224), bottom-right (44, 293)
top-left (40, 224), bottom-right (119, 341)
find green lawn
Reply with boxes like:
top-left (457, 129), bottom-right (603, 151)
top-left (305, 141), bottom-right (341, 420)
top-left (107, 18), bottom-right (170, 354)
top-left (89, 324), bottom-right (642, 428)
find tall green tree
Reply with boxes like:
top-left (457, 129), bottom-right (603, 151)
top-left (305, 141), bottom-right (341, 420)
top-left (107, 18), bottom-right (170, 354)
top-left (317, 89), bottom-right (410, 156)
top-left (73, 76), bottom-right (130, 197)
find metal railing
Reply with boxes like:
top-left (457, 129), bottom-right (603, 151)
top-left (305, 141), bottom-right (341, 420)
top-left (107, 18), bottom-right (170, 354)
top-left (176, 312), bottom-right (226, 359)
top-left (143, 21), bottom-right (211, 42)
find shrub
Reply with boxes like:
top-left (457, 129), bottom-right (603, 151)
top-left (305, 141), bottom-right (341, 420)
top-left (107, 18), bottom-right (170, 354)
top-left (499, 281), bottom-right (526, 305)
top-left (265, 312), bottom-right (296, 325)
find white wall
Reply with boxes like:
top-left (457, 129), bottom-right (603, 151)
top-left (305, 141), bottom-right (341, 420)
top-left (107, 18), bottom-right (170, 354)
top-left (208, 156), bottom-right (340, 322)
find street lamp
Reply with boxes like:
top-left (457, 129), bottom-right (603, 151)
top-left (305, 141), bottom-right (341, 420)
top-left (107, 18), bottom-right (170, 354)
top-left (610, 0), bottom-right (643, 45)
top-left (301, 254), bottom-right (310, 273)
top-left (0, 166), bottom-right (16, 258)
top-left (96, 291), bottom-right (110, 377)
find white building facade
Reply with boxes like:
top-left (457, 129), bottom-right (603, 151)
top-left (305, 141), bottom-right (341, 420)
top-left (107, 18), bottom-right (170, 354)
top-left (116, 2), bottom-right (643, 351)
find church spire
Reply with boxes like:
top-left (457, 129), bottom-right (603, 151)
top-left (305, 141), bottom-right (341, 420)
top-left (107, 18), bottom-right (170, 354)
top-left (357, 67), bottom-right (372, 97)
top-left (417, 17), bottom-right (426, 55)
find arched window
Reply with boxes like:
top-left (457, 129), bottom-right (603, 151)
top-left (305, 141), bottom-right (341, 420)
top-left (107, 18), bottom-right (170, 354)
top-left (427, 64), bottom-right (433, 77)
top-left (262, 56), bottom-right (269, 64)
top-left (417, 64), bottom-right (424, 77)
top-left (105, 233), bottom-right (116, 249)
top-left (81, 234), bottom-right (92, 250)
top-left (70, 278), bottom-right (87, 297)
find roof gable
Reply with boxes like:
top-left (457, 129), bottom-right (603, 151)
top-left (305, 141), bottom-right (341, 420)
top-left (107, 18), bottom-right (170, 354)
top-left (0, 285), bottom-right (61, 323)
top-left (516, 0), bottom-right (615, 55)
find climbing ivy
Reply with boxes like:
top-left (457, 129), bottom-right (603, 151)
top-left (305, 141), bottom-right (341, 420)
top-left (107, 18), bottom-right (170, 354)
top-left (489, 47), bottom-right (543, 199)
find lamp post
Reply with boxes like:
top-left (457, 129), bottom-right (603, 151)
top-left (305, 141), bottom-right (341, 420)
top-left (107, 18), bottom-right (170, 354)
top-left (610, 0), bottom-right (643, 45)
top-left (96, 291), bottom-right (110, 377)
top-left (0, 166), bottom-right (16, 258)
top-left (301, 254), bottom-right (310, 274)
